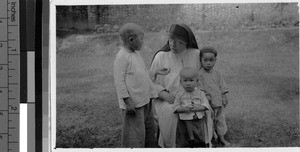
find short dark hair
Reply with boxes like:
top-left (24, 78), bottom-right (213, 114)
top-left (119, 23), bottom-right (143, 44)
top-left (179, 67), bottom-right (199, 80)
top-left (199, 46), bottom-right (217, 60)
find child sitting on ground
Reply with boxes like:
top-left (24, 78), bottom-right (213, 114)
top-left (198, 46), bottom-right (231, 147)
top-left (173, 67), bottom-right (213, 147)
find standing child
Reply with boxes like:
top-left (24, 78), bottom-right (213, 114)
top-left (173, 67), bottom-right (213, 147)
top-left (198, 46), bottom-right (231, 147)
top-left (113, 23), bottom-right (161, 148)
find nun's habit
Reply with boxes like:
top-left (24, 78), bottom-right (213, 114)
top-left (150, 23), bottom-right (213, 147)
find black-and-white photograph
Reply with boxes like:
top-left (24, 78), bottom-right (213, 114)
top-left (52, 1), bottom-right (299, 149)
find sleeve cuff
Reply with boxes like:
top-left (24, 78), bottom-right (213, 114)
top-left (155, 84), bottom-right (166, 94)
top-left (173, 105), bottom-right (179, 113)
top-left (221, 90), bottom-right (229, 95)
top-left (117, 91), bottom-right (130, 99)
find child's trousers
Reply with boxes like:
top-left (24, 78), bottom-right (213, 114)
top-left (121, 100), bottom-right (157, 148)
top-left (212, 106), bottom-right (227, 136)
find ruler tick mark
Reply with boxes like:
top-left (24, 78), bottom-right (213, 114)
top-left (5, 1), bottom-right (20, 150)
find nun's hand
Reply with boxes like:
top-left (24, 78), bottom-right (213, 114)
top-left (156, 68), bottom-right (170, 76)
top-left (166, 93), bottom-right (175, 104)
top-left (158, 90), bottom-right (175, 104)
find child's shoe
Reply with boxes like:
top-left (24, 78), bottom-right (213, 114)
top-left (188, 139), bottom-right (196, 148)
top-left (195, 141), bottom-right (208, 147)
top-left (219, 135), bottom-right (231, 147)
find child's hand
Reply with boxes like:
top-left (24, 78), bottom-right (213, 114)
top-left (222, 94), bottom-right (228, 107)
top-left (166, 93), bottom-right (175, 104)
top-left (205, 93), bottom-right (212, 103)
top-left (124, 97), bottom-right (136, 114)
top-left (191, 104), bottom-right (207, 112)
top-left (176, 106), bottom-right (192, 113)
top-left (183, 106), bottom-right (193, 112)
top-left (156, 68), bottom-right (170, 76)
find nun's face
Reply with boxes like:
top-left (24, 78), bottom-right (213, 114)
top-left (168, 37), bottom-right (187, 54)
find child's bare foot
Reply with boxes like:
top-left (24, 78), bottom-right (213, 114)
top-left (213, 131), bottom-right (218, 141)
top-left (221, 140), bottom-right (231, 147)
top-left (219, 135), bottom-right (231, 147)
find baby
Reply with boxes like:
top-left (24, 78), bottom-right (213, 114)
top-left (173, 67), bottom-right (211, 147)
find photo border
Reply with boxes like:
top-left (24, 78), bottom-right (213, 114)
top-left (49, 0), bottom-right (299, 151)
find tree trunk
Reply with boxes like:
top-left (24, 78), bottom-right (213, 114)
top-left (68, 6), bottom-right (74, 28)
top-left (201, 4), bottom-right (206, 26)
top-left (87, 6), bottom-right (98, 30)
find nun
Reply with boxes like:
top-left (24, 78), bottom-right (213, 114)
top-left (150, 23), bottom-right (213, 148)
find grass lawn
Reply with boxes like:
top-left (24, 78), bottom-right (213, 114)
top-left (56, 27), bottom-right (299, 148)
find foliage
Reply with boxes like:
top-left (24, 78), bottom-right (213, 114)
top-left (57, 3), bottom-right (299, 35)
top-left (57, 6), bottom-right (88, 22)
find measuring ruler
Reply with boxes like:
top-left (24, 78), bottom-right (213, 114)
top-left (0, 0), bottom-right (20, 152)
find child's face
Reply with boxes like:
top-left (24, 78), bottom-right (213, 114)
top-left (169, 37), bottom-right (187, 54)
top-left (131, 32), bottom-right (144, 51)
top-left (201, 52), bottom-right (216, 71)
top-left (180, 76), bottom-right (198, 92)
